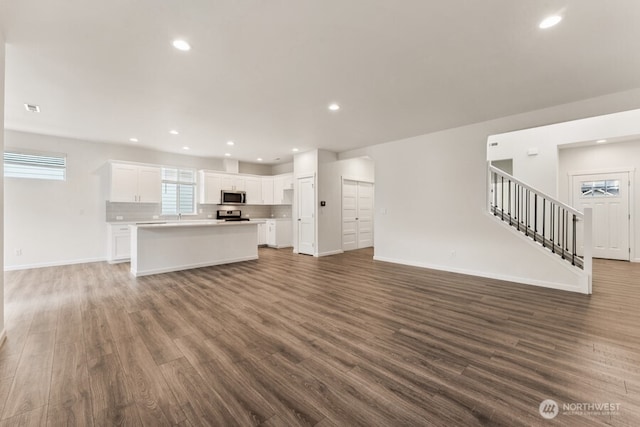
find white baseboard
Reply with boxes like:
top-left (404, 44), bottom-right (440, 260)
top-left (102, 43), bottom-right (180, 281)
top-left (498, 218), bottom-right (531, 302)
top-left (0, 329), bottom-right (6, 348)
top-left (4, 256), bottom-right (108, 271)
top-left (316, 250), bottom-right (344, 257)
top-left (373, 255), bottom-right (590, 294)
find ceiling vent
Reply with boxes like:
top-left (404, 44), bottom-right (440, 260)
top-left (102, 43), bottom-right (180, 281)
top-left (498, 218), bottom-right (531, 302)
top-left (24, 103), bottom-right (41, 113)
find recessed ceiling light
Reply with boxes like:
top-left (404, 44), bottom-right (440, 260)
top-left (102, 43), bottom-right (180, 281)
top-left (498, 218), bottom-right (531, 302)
top-left (169, 130), bottom-right (179, 135)
top-left (225, 153), bottom-right (231, 157)
top-left (172, 40), bottom-right (191, 51)
top-left (226, 141), bottom-right (234, 146)
top-left (292, 148), bottom-right (299, 152)
top-left (539, 15), bottom-right (562, 29)
top-left (182, 146), bottom-right (190, 150)
top-left (129, 137), bottom-right (139, 143)
top-left (328, 103), bottom-right (340, 111)
top-left (596, 139), bottom-right (607, 144)
top-left (24, 103), bottom-right (40, 113)
top-left (257, 158), bottom-right (263, 162)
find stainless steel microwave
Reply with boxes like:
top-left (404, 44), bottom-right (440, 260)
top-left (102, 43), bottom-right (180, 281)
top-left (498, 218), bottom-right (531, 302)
top-left (221, 190), bottom-right (246, 204)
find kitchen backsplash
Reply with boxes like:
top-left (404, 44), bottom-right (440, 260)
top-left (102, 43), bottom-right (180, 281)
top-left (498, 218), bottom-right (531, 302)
top-left (106, 202), bottom-right (292, 222)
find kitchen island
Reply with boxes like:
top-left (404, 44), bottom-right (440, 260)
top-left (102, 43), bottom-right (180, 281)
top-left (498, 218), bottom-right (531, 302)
top-left (130, 220), bottom-right (260, 277)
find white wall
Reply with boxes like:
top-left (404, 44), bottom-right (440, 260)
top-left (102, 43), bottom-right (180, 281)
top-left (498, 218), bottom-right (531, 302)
top-left (292, 149), bottom-right (374, 256)
top-left (318, 156), bottom-right (374, 256)
top-left (238, 162), bottom-right (271, 176)
top-left (369, 89), bottom-right (640, 293)
top-left (3, 130), bottom-right (230, 269)
top-left (272, 162), bottom-right (293, 175)
top-left (1, 31), bottom-right (6, 337)
top-left (559, 140), bottom-right (640, 261)
top-left (487, 107), bottom-right (640, 196)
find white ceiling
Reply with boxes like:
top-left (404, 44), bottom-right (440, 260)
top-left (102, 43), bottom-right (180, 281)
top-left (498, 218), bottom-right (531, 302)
top-left (2, 1), bottom-right (640, 164)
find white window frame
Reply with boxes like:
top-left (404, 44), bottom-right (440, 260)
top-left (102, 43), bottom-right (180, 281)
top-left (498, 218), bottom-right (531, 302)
top-left (4, 149), bottom-right (67, 181)
top-left (161, 167), bottom-right (197, 215)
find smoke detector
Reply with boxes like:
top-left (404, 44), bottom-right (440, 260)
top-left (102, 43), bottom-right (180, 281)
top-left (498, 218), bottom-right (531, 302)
top-left (24, 103), bottom-right (40, 113)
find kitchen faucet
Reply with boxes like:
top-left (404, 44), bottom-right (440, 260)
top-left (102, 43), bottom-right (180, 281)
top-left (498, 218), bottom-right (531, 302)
top-left (178, 213), bottom-right (182, 221)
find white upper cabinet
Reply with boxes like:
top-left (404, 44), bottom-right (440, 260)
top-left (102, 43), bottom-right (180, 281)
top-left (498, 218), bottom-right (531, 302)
top-left (282, 174), bottom-right (293, 190)
top-left (262, 177), bottom-right (274, 205)
top-left (244, 177), bottom-right (262, 204)
top-left (222, 175), bottom-right (245, 191)
top-left (199, 171), bottom-right (223, 204)
top-left (273, 173), bottom-right (293, 205)
top-left (197, 171), bottom-right (293, 205)
top-left (109, 163), bottom-right (161, 203)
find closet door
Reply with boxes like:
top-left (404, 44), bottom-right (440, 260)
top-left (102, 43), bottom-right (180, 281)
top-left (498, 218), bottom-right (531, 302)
top-left (342, 180), bottom-right (374, 251)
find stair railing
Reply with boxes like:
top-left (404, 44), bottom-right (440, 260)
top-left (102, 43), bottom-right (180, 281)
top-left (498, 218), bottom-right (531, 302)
top-left (487, 165), bottom-right (592, 288)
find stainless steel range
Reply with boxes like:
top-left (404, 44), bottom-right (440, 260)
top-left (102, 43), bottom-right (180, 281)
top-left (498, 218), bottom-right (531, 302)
top-left (216, 209), bottom-right (250, 221)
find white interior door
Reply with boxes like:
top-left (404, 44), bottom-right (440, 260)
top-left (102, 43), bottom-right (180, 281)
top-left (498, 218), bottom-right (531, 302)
top-left (342, 180), bottom-right (358, 251)
top-left (357, 182), bottom-right (374, 248)
top-left (572, 172), bottom-right (630, 260)
top-left (297, 176), bottom-right (315, 255)
top-left (342, 180), bottom-right (374, 251)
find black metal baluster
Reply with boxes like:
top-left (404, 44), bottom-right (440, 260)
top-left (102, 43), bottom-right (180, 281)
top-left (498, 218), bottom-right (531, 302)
top-left (515, 184), bottom-right (519, 231)
top-left (519, 185), bottom-right (523, 231)
top-left (561, 208), bottom-right (565, 260)
top-left (501, 176), bottom-right (504, 221)
top-left (508, 180), bottom-right (512, 226)
top-left (533, 194), bottom-right (538, 240)
top-left (542, 198), bottom-right (546, 249)
top-left (493, 171), bottom-right (497, 215)
top-left (572, 214), bottom-right (577, 266)
top-left (551, 202), bottom-right (555, 253)
top-left (525, 189), bottom-right (529, 237)
top-left (565, 210), bottom-right (569, 260)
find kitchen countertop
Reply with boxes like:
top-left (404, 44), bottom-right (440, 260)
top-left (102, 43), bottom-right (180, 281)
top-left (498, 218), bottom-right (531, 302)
top-left (109, 218), bottom-right (268, 225)
top-left (131, 219), bottom-right (264, 228)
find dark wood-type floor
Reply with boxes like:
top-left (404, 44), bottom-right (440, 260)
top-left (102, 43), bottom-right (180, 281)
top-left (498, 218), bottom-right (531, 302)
top-left (1, 248), bottom-right (639, 426)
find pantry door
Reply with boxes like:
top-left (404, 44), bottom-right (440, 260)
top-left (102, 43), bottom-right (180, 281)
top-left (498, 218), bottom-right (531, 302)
top-left (342, 179), bottom-right (374, 251)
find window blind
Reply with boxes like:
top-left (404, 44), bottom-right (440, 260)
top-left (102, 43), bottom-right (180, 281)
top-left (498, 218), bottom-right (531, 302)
top-left (4, 150), bottom-right (67, 181)
top-left (161, 167), bottom-right (196, 215)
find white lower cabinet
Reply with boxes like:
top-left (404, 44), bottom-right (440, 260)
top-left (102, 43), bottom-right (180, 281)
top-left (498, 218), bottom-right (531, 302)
top-left (107, 224), bottom-right (131, 263)
top-left (257, 222), bottom-right (267, 246)
top-left (266, 219), bottom-right (292, 248)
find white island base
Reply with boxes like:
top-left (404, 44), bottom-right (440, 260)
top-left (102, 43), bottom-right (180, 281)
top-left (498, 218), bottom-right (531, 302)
top-left (130, 221), bottom-right (258, 277)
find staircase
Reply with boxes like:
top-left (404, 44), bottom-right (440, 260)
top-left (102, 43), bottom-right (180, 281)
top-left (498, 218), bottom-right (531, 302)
top-left (488, 165), bottom-right (592, 290)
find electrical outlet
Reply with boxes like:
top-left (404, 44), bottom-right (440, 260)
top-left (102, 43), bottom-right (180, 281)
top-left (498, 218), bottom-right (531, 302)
top-left (116, 215), bottom-right (124, 220)
top-left (450, 250), bottom-right (456, 258)
top-left (152, 215), bottom-right (159, 219)
top-left (14, 248), bottom-right (22, 256)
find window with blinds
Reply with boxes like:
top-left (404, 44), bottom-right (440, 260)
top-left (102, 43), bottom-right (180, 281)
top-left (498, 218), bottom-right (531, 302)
top-left (161, 167), bottom-right (196, 215)
top-left (4, 150), bottom-right (67, 181)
